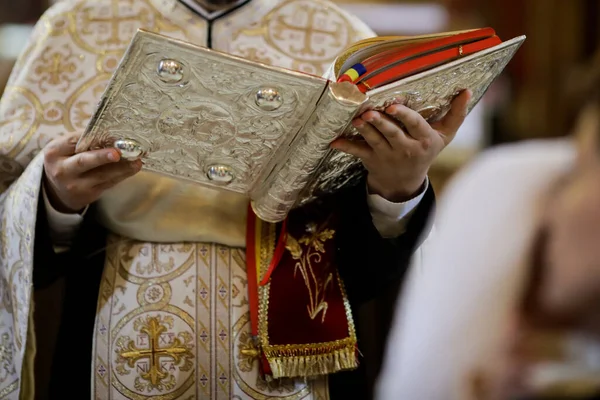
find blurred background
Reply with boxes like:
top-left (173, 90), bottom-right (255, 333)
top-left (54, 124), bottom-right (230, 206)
top-left (1, 0), bottom-right (599, 189)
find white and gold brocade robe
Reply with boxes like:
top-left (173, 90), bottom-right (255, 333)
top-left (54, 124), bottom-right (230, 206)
top-left (0, 0), bottom-right (377, 398)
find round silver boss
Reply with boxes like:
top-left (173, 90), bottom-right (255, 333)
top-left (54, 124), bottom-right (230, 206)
top-left (255, 88), bottom-right (283, 111)
top-left (206, 164), bottom-right (234, 184)
top-left (157, 59), bottom-right (184, 83)
top-left (114, 138), bottom-right (144, 160)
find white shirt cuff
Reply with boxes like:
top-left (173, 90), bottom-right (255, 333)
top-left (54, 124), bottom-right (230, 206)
top-left (367, 179), bottom-right (429, 238)
top-left (42, 185), bottom-right (87, 252)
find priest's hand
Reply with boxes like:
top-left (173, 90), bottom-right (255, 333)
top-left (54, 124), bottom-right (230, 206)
top-left (43, 133), bottom-right (142, 214)
top-left (331, 90), bottom-right (472, 203)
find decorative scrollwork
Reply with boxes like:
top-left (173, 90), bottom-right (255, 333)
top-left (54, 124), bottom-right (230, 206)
top-left (77, 31), bottom-right (326, 195)
top-left (299, 38), bottom-right (525, 205)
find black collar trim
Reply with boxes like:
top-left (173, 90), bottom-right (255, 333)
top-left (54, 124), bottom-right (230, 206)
top-left (177, 0), bottom-right (252, 22)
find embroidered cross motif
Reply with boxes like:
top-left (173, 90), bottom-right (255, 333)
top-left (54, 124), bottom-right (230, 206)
top-left (116, 315), bottom-right (194, 391)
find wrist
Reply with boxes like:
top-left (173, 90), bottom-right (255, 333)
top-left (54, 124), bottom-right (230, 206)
top-left (42, 176), bottom-right (84, 215)
top-left (368, 176), bottom-right (426, 203)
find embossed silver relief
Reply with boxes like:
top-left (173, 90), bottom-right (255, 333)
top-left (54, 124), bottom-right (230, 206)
top-left (77, 31), bottom-right (327, 199)
top-left (252, 82), bottom-right (367, 222)
top-left (416, 105), bottom-right (444, 122)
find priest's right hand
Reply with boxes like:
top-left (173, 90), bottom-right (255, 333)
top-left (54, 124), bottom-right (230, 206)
top-left (43, 133), bottom-right (142, 214)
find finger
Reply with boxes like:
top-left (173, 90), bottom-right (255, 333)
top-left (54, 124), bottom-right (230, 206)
top-left (57, 161), bottom-right (139, 198)
top-left (44, 133), bottom-right (81, 161)
top-left (385, 104), bottom-right (432, 141)
top-left (62, 148), bottom-right (121, 176)
top-left (353, 118), bottom-right (392, 153)
top-left (84, 159), bottom-right (142, 188)
top-left (93, 168), bottom-right (141, 193)
top-left (362, 111), bottom-right (414, 148)
top-left (330, 138), bottom-right (373, 160)
top-left (431, 89), bottom-right (472, 143)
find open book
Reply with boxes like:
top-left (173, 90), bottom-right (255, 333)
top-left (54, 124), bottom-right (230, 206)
top-left (76, 28), bottom-right (525, 222)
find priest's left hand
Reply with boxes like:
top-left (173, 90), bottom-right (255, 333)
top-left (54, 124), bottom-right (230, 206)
top-left (331, 89), bottom-right (472, 203)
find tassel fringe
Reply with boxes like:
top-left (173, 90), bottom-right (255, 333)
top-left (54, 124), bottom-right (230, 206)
top-left (265, 346), bottom-right (358, 379)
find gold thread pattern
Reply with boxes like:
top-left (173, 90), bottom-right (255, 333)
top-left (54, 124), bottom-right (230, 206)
top-left (115, 315), bottom-right (195, 391)
top-left (27, 44), bottom-right (84, 93)
top-left (0, 0), bottom-right (373, 397)
top-left (0, 154), bottom-right (44, 399)
top-left (286, 222), bottom-right (335, 322)
top-left (223, 0), bottom-right (370, 76)
top-left (94, 234), bottom-right (327, 399)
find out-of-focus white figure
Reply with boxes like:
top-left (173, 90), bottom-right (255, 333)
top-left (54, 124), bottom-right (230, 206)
top-left (375, 62), bottom-right (600, 398)
top-left (375, 137), bottom-right (576, 400)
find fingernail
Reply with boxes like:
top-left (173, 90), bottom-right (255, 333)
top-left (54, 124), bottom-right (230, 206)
top-left (352, 119), bottom-right (364, 128)
top-left (107, 151), bottom-right (118, 161)
top-left (364, 113), bottom-right (378, 123)
top-left (68, 136), bottom-right (79, 145)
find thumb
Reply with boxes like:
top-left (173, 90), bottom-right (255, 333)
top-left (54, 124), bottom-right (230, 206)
top-left (432, 89), bottom-right (472, 145)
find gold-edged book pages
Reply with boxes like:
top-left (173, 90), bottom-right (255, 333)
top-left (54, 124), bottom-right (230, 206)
top-left (76, 29), bottom-right (526, 222)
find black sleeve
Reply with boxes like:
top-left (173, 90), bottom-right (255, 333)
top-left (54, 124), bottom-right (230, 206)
top-left (327, 180), bottom-right (436, 400)
top-left (32, 191), bottom-right (73, 290)
top-left (334, 179), bottom-right (436, 307)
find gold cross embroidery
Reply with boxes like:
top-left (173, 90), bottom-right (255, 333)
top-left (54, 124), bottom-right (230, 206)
top-left (40, 54), bottom-right (69, 85)
top-left (271, 4), bottom-right (344, 57)
top-left (81, 0), bottom-right (151, 47)
top-left (117, 316), bottom-right (193, 389)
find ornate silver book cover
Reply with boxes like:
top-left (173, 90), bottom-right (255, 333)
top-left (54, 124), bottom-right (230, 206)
top-left (76, 30), bottom-right (525, 222)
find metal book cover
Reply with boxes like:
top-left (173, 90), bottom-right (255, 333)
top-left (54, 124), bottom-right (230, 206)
top-left (77, 29), bottom-right (525, 222)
